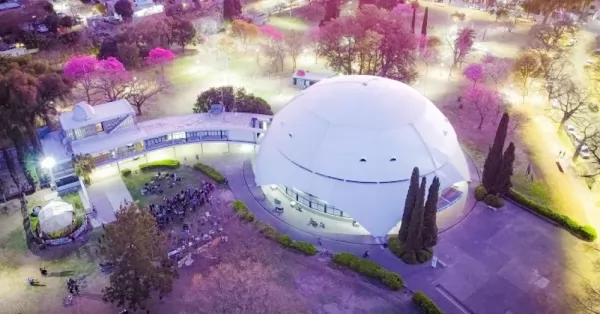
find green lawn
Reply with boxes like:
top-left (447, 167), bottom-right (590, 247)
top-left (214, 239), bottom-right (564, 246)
top-left (0, 227), bottom-right (28, 253)
top-left (511, 174), bottom-right (552, 206)
top-left (61, 191), bottom-right (84, 215)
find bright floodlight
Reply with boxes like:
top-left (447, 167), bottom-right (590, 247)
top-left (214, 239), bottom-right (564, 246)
top-left (41, 157), bottom-right (56, 169)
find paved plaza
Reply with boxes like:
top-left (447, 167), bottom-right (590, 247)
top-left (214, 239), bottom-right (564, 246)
top-left (193, 153), bottom-right (598, 314)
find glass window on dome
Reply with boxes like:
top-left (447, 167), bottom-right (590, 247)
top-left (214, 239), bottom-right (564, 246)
top-left (172, 132), bottom-right (186, 140)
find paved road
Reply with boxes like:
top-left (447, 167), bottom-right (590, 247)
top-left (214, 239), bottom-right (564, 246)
top-left (198, 153), bottom-right (598, 314)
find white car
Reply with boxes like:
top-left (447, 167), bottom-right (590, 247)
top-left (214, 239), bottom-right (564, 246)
top-left (565, 124), bottom-right (576, 135)
top-left (580, 145), bottom-right (592, 159)
top-left (586, 59), bottom-right (595, 66)
top-left (552, 98), bottom-right (560, 108)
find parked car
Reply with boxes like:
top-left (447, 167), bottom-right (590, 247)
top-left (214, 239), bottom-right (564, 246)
top-left (551, 98), bottom-right (559, 108)
top-left (565, 124), bottom-right (576, 136)
top-left (589, 103), bottom-right (599, 113)
top-left (580, 145), bottom-right (592, 159)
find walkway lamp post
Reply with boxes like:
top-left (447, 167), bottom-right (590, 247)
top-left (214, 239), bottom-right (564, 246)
top-left (41, 156), bottom-right (56, 190)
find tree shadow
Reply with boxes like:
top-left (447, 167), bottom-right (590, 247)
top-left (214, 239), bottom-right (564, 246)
top-left (47, 270), bottom-right (75, 277)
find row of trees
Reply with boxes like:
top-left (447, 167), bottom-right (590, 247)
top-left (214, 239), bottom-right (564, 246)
top-left (63, 48), bottom-right (174, 115)
top-left (97, 16), bottom-right (197, 70)
top-left (396, 167), bottom-right (440, 264)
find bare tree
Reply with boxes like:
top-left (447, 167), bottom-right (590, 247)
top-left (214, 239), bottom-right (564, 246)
top-left (512, 51), bottom-right (541, 98)
top-left (572, 120), bottom-right (600, 161)
top-left (188, 259), bottom-right (306, 314)
top-left (261, 40), bottom-right (287, 73)
top-left (125, 78), bottom-right (167, 116)
top-left (531, 20), bottom-right (578, 51)
top-left (570, 280), bottom-right (600, 314)
top-left (284, 31), bottom-right (305, 72)
top-left (548, 79), bottom-right (589, 132)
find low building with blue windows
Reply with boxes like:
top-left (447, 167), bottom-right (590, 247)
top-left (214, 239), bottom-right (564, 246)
top-left (41, 100), bottom-right (271, 189)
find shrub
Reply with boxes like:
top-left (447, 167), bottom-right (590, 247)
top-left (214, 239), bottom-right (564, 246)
top-left (382, 272), bottom-right (403, 291)
top-left (231, 200), bottom-right (254, 221)
top-left (244, 212), bottom-right (255, 222)
top-left (507, 188), bottom-right (597, 241)
top-left (387, 236), bottom-right (431, 264)
top-left (474, 184), bottom-right (487, 201)
top-left (139, 159), bottom-right (180, 170)
top-left (277, 234), bottom-right (293, 247)
top-left (193, 163), bottom-right (227, 184)
top-left (254, 221), bottom-right (279, 240)
top-left (412, 291), bottom-right (444, 314)
top-left (121, 168), bottom-right (132, 177)
top-left (332, 253), bottom-right (403, 290)
top-left (290, 241), bottom-right (318, 256)
top-left (483, 194), bottom-right (504, 208)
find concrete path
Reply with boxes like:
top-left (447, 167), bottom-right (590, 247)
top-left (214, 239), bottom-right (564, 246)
top-left (86, 176), bottom-right (133, 227)
top-left (200, 153), bottom-right (597, 314)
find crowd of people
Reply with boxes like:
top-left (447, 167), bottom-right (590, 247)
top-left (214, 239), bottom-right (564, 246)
top-left (148, 181), bottom-right (216, 229)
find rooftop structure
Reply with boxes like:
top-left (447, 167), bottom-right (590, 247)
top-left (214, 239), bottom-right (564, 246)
top-left (254, 75), bottom-right (471, 236)
top-left (59, 100), bottom-right (135, 131)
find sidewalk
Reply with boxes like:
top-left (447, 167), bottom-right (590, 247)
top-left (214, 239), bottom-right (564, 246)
top-left (205, 155), bottom-right (471, 314)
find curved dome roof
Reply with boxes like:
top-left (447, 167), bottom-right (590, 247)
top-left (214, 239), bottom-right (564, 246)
top-left (254, 75), bottom-right (471, 236)
top-left (72, 101), bottom-right (96, 121)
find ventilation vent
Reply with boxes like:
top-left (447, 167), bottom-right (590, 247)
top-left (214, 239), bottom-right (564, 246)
top-left (390, 157), bottom-right (397, 162)
top-left (359, 158), bottom-right (367, 162)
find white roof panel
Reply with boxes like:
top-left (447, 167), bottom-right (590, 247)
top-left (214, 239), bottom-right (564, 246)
top-left (254, 75), bottom-right (471, 236)
top-left (59, 99), bottom-right (135, 131)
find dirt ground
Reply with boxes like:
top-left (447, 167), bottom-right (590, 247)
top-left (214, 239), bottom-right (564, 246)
top-left (0, 182), bottom-right (415, 314)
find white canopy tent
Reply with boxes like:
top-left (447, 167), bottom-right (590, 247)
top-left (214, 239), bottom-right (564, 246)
top-left (254, 75), bottom-right (471, 236)
top-left (38, 200), bottom-right (75, 234)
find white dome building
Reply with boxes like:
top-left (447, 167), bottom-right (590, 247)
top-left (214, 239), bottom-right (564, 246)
top-left (254, 75), bottom-right (471, 237)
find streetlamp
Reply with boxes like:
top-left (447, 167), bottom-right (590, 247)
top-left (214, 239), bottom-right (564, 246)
top-left (41, 156), bottom-right (56, 190)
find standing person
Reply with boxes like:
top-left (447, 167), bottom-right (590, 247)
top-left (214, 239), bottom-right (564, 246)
top-left (73, 283), bottom-right (79, 295)
top-left (363, 250), bottom-right (369, 258)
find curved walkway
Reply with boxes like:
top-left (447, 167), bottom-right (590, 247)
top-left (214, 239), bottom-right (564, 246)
top-left (202, 153), bottom-right (469, 314)
top-left (202, 152), bottom-right (595, 314)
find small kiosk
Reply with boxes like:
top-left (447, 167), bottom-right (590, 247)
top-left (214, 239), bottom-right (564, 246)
top-left (291, 70), bottom-right (332, 89)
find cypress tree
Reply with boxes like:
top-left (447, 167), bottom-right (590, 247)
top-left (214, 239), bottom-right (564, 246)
top-left (411, 8), bottom-right (417, 34)
top-left (405, 177), bottom-right (427, 251)
top-left (482, 112), bottom-right (509, 194)
top-left (421, 7), bottom-right (429, 36)
top-left (495, 142), bottom-right (516, 196)
top-left (399, 167), bottom-right (420, 242)
top-left (422, 176), bottom-right (440, 249)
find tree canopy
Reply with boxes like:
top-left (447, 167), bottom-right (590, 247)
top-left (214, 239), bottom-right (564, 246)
top-left (193, 86), bottom-right (273, 115)
top-left (315, 5), bottom-right (418, 84)
top-left (101, 202), bottom-right (176, 311)
top-left (114, 0), bottom-right (134, 19)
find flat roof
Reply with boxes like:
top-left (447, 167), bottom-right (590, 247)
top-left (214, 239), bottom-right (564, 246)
top-left (71, 112), bottom-right (271, 155)
top-left (41, 131), bottom-right (72, 163)
top-left (59, 99), bottom-right (136, 131)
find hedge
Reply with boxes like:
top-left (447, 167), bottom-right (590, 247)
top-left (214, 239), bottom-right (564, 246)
top-left (193, 163), bottom-right (227, 184)
top-left (139, 159), bottom-right (180, 170)
top-left (232, 200), bottom-right (254, 222)
top-left (412, 291), bottom-right (444, 314)
top-left (120, 169), bottom-right (132, 177)
top-left (507, 188), bottom-right (597, 241)
top-left (483, 194), bottom-right (504, 208)
top-left (332, 252), bottom-right (403, 290)
top-left (231, 200), bottom-right (317, 255)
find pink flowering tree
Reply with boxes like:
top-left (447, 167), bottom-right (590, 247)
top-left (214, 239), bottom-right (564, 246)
top-left (461, 85), bottom-right (504, 130)
top-left (146, 47), bottom-right (175, 81)
top-left (463, 63), bottom-right (486, 86)
top-left (481, 53), bottom-right (510, 87)
top-left (94, 57), bottom-right (133, 101)
top-left (63, 55), bottom-right (99, 103)
top-left (259, 25), bottom-right (283, 41)
top-left (449, 27), bottom-right (476, 78)
top-left (391, 3), bottom-right (413, 16)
